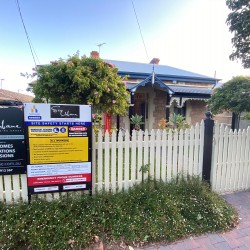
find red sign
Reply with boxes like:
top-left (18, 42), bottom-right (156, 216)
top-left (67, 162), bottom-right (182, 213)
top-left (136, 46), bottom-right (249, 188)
top-left (28, 173), bottom-right (91, 186)
top-left (69, 126), bottom-right (87, 132)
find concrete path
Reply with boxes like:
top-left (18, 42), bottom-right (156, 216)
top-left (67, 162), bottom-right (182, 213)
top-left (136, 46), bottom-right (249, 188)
top-left (135, 190), bottom-right (250, 250)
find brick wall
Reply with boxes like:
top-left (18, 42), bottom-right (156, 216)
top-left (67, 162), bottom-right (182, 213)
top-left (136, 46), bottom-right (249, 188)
top-left (214, 112), bottom-right (232, 125)
top-left (189, 100), bottom-right (207, 125)
top-left (188, 101), bottom-right (233, 126)
top-left (153, 90), bottom-right (167, 128)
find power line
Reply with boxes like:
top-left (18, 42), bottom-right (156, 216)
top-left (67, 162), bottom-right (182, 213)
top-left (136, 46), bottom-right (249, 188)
top-left (131, 0), bottom-right (149, 61)
top-left (15, 0), bottom-right (40, 68)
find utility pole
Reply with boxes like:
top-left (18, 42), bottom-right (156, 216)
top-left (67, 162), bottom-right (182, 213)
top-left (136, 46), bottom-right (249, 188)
top-left (0, 79), bottom-right (4, 89)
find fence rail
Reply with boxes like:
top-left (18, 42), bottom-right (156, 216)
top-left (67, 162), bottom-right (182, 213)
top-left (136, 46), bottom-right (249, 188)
top-left (92, 123), bottom-right (204, 193)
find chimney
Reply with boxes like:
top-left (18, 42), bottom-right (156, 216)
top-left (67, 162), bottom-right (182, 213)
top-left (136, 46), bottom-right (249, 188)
top-left (150, 58), bottom-right (160, 64)
top-left (90, 51), bottom-right (99, 59)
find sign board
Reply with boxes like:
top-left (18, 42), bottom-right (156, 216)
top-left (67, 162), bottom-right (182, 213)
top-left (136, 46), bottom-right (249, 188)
top-left (24, 104), bottom-right (92, 195)
top-left (0, 108), bottom-right (26, 175)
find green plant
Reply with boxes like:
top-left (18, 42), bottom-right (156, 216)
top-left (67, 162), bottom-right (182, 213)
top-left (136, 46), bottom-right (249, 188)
top-left (243, 112), bottom-right (250, 120)
top-left (0, 177), bottom-right (238, 249)
top-left (92, 113), bottom-right (103, 135)
top-left (31, 53), bottom-right (129, 115)
top-left (130, 114), bottom-right (144, 131)
top-left (226, 0), bottom-right (250, 68)
top-left (139, 163), bottom-right (150, 174)
top-left (158, 118), bottom-right (169, 130)
top-left (169, 113), bottom-right (190, 130)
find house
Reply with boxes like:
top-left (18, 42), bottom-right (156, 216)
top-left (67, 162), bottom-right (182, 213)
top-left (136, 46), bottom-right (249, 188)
top-left (26, 51), bottom-right (232, 131)
top-left (0, 89), bottom-right (33, 106)
top-left (97, 52), bottom-right (221, 131)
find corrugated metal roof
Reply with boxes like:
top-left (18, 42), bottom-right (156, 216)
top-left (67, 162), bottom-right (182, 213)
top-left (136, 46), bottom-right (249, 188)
top-left (170, 85), bottom-right (212, 95)
top-left (105, 59), bottom-right (216, 82)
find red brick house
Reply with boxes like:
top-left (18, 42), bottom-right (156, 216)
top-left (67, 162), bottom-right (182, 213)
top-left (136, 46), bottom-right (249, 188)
top-left (103, 55), bottom-right (222, 131)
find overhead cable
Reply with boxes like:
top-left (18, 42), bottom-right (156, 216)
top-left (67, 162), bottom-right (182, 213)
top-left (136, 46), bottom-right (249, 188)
top-left (131, 0), bottom-right (149, 61)
top-left (15, 0), bottom-right (40, 68)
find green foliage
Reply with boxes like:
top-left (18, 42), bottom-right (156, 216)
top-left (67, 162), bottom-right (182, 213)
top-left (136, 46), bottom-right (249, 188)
top-left (0, 178), bottom-right (238, 249)
top-left (226, 0), bottom-right (250, 68)
top-left (208, 76), bottom-right (250, 115)
top-left (92, 113), bottom-right (103, 135)
top-left (169, 113), bottom-right (190, 130)
top-left (130, 114), bottom-right (144, 130)
top-left (244, 112), bottom-right (250, 120)
top-left (139, 163), bottom-right (150, 174)
top-left (32, 95), bottom-right (45, 103)
top-left (33, 54), bottom-right (129, 115)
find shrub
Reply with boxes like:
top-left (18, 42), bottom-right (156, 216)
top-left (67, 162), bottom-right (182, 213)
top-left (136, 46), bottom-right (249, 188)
top-left (0, 177), bottom-right (238, 249)
top-left (169, 113), bottom-right (190, 130)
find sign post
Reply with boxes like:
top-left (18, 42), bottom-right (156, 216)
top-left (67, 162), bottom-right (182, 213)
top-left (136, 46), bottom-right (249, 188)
top-left (24, 104), bottom-right (92, 195)
top-left (0, 108), bottom-right (26, 175)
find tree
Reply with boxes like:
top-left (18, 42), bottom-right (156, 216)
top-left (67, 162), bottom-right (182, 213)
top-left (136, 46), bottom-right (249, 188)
top-left (226, 0), bottom-right (250, 68)
top-left (32, 54), bottom-right (129, 115)
top-left (208, 76), bottom-right (250, 129)
top-left (244, 112), bottom-right (250, 119)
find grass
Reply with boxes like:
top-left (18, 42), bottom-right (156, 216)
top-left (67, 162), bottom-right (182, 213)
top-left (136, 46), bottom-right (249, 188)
top-left (0, 177), bottom-right (238, 249)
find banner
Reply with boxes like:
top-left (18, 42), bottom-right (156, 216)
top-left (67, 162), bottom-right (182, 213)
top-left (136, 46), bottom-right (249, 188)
top-left (0, 108), bottom-right (26, 175)
top-left (24, 104), bottom-right (92, 195)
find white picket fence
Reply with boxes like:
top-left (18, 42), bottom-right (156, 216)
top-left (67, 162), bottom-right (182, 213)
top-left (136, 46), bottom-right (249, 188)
top-left (0, 174), bottom-right (28, 203)
top-left (92, 122), bottom-right (204, 193)
top-left (0, 122), bottom-right (249, 203)
top-left (211, 125), bottom-right (250, 194)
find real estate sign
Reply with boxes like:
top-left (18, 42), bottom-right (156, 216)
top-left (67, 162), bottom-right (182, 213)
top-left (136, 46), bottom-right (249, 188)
top-left (24, 103), bottom-right (92, 195)
top-left (0, 108), bottom-right (26, 175)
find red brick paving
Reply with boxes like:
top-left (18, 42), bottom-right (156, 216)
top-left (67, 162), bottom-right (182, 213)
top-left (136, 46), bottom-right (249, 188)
top-left (135, 190), bottom-right (250, 250)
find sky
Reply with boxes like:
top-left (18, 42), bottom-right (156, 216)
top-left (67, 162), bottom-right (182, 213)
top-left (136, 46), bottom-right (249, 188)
top-left (0, 0), bottom-right (249, 95)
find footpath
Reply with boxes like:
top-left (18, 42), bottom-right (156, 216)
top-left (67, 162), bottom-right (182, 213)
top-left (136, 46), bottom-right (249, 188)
top-left (135, 190), bottom-right (250, 250)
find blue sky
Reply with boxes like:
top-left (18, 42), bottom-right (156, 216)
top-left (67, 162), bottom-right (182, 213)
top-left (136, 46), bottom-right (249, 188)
top-left (0, 0), bottom-right (249, 94)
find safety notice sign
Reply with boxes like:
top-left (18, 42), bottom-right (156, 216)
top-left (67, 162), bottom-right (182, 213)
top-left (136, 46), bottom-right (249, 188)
top-left (24, 103), bottom-right (92, 195)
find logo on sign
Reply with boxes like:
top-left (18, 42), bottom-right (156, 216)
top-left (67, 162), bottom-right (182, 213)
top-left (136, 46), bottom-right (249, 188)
top-left (53, 127), bottom-right (60, 133)
top-left (50, 105), bottom-right (80, 118)
top-left (31, 105), bottom-right (38, 114)
top-left (0, 120), bottom-right (21, 130)
top-left (69, 126), bottom-right (87, 132)
top-left (28, 105), bottom-right (42, 120)
top-left (60, 127), bottom-right (66, 133)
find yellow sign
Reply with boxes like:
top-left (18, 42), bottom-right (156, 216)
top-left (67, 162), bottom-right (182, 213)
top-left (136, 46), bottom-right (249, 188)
top-left (29, 137), bottom-right (88, 164)
top-left (29, 126), bottom-right (68, 138)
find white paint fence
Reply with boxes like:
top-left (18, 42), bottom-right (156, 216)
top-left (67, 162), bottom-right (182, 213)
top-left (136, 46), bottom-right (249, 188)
top-left (0, 122), bottom-right (249, 203)
top-left (211, 125), bottom-right (250, 194)
top-left (92, 122), bottom-right (204, 193)
top-left (0, 174), bottom-right (28, 203)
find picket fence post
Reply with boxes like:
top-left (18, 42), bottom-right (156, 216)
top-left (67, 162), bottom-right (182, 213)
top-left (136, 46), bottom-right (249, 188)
top-left (202, 112), bottom-right (214, 183)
